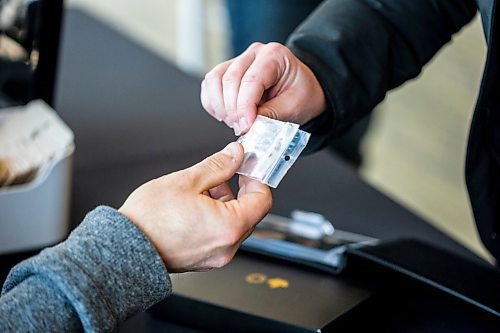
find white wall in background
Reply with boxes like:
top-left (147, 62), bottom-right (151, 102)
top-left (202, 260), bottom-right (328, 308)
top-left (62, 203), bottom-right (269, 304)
top-left (68, 0), bottom-right (230, 76)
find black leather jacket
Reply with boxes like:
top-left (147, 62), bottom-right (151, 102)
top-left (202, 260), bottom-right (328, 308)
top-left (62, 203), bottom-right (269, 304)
top-left (289, 0), bottom-right (499, 263)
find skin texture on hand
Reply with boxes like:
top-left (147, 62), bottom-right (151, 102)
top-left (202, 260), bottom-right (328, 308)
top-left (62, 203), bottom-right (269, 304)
top-left (201, 42), bottom-right (326, 135)
top-left (118, 142), bottom-right (272, 273)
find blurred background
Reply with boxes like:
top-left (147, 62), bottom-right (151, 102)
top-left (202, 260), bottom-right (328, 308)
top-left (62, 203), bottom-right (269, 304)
top-left (0, 0), bottom-right (491, 261)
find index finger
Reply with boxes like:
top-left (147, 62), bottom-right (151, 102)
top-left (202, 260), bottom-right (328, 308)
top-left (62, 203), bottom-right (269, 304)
top-left (236, 50), bottom-right (286, 134)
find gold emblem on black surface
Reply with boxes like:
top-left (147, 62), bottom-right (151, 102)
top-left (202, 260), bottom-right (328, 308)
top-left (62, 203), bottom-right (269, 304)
top-left (267, 278), bottom-right (289, 289)
top-left (245, 273), bottom-right (289, 289)
top-left (245, 273), bottom-right (267, 284)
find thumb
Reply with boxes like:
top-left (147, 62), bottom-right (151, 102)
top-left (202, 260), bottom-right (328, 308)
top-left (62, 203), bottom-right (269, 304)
top-left (185, 142), bottom-right (244, 192)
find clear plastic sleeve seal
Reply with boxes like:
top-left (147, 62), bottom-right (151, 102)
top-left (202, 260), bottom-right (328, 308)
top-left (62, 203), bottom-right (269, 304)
top-left (236, 116), bottom-right (310, 188)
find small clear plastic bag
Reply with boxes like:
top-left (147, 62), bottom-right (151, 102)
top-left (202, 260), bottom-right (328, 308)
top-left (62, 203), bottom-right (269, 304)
top-left (236, 115), bottom-right (310, 188)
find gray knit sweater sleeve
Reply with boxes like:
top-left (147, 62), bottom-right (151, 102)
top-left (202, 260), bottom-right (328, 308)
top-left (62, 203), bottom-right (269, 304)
top-left (0, 205), bottom-right (172, 332)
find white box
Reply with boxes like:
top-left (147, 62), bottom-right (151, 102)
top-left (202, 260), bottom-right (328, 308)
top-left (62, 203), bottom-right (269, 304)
top-left (0, 148), bottom-right (73, 254)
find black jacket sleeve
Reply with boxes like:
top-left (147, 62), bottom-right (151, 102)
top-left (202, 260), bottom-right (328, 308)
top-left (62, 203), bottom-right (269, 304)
top-left (287, 0), bottom-right (477, 152)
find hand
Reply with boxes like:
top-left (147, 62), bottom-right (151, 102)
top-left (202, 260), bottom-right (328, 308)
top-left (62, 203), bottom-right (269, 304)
top-left (201, 42), bottom-right (326, 135)
top-left (118, 142), bottom-right (272, 272)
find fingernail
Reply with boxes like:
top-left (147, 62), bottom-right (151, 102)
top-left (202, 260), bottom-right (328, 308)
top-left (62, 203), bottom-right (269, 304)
top-left (239, 117), bottom-right (248, 133)
top-left (222, 142), bottom-right (240, 157)
top-left (233, 122), bottom-right (241, 136)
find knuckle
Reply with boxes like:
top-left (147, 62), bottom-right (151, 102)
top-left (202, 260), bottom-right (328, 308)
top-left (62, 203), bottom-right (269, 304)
top-left (241, 72), bottom-right (260, 84)
top-left (226, 228), bottom-right (243, 246)
top-left (204, 71), bottom-right (216, 80)
top-left (169, 170), bottom-right (194, 189)
top-left (203, 155), bottom-right (228, 174)
top-left (205, 66), bottom-right (224, 80)
top-left (267, 42), bottom-right (284, 48)
top-left (263, 42), bottom-right (286, 56)
top-left (222, 71), bottom-right (238, 85)
top-left (212, 255), bottom-right (231, 269)
top-left (218, 222), bottom-right (243, 247)
top-left (262, 105), bottom-right (279, 120)
top-left (249, 42), bottom-right (263, 50)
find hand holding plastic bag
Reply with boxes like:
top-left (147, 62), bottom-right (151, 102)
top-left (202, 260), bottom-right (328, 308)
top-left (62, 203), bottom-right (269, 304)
top-left (236, 116), bottom-right (310, 188)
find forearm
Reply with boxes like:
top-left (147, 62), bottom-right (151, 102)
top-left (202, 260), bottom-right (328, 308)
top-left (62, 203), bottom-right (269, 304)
top-left (0, 275), bottom-right (83, 332)
top-left (289, 0), bottom-right (477, 151)
top-left (1, 206), bottom-right (171, 332)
